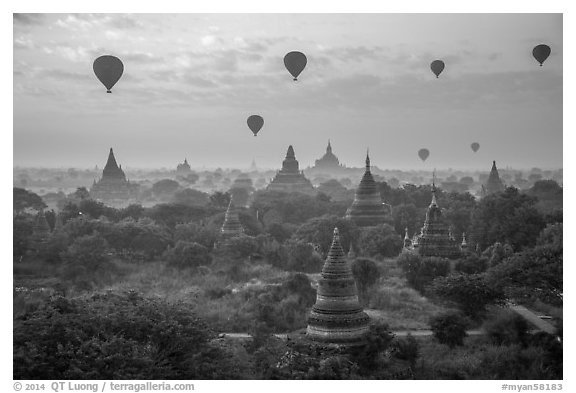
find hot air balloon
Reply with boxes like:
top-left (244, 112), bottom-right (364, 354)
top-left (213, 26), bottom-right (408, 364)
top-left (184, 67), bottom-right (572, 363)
top-left (247, 115), bottom-right (264, 137)
top-left (471, 142), bottom-right (480, 153)
top-left (532, 44), bottom-right (551, 66)
top-left (418, 148), bottom-right (430, 162)
top-left (93, 55), bottom-right (124, 93)
top-left (430, 60), bottom-right (445, 78)
top-left (284, 51), bottom-right (307, 81)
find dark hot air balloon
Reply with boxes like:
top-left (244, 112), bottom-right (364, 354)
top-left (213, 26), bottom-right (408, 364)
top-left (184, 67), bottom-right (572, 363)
top-left (532, 44), bottom-right (551, 66)
top-left (471, 142), bottom-right (480, 153)
top-left (93, 55), bottom-right (124, 93)
top-left (430, 60), bottom-right (445, 78)
top-left (284, 51), bottom-right (307, 81)
top-left (418, 148), bottom-right (430, 162)
top-left (247, 115), bottom-right (264, 137)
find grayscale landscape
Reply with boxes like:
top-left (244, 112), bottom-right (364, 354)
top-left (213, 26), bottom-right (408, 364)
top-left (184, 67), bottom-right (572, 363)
top-left (13, 13), bottom-right (562, 381)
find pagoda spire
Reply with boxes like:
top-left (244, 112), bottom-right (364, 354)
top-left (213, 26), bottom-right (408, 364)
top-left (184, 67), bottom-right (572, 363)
top-left (327, 139), bottom-right (332, 153)
top-left (365, 149), bottom-right (370, 172)
top-left (307, 227), bottom-right (370, 344)
top-left (461, 232), bottom-right (468, 249)
top-left (430, 172), bottom-right (438, 207)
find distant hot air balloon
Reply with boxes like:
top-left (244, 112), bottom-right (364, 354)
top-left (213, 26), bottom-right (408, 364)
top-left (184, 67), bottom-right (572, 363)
top-left (430, 60), bottom-right (445, 78)
top-left (418, 148), bottom-right (430, 162)
top-left (93, 55), bottom-right (124, 93)
top-left (247, 115), bottom-right (264, 137)
top-left (471, 142), bottom-right (480, 153)
top-left (532, 44), bottom-right (551, 66)
top-left (284, 51), bottom-right (307, 81)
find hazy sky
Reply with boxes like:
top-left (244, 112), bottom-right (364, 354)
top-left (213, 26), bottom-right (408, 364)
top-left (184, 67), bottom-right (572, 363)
top-left (13, 13), bottom-right (562, 170)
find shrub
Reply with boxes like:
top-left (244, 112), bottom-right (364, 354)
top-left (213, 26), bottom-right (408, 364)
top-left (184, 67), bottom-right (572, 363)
top-left (164, 241), bottom-right (211, 269)
top-left (351, 258), bottom-right (380, 305)
top-left (454, 254), bottom-right (489, 274)
top-left (430, 312), bottom-right (469, 348)
top-left (397, 251), bottom-right (450, 294)
top-left (392, 334), bottom-right (420, 368)
top-left (357, 224), bottom-right (403, 258)
top-left (483, 309), bottom-right (529, 346)
top-left (429, 273), bottom-right (505, 318)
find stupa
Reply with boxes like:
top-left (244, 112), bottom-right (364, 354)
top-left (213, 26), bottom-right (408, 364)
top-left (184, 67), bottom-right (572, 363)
top-left (415, 183), bottom-right (461, 259)
top-left (90, 148), bottom-right (135, 203)
top-left (345, 152), bottom-right (389, 227)
top-left (267, 145), bottom-right (315, 194)
top-left (484, 160), bottom-right (505, 195)
top-left (176, 158), bottom-right (191, 174)
top-left (308, 140), bottom-right (346, 174)
top-left (307, 227), bottom-right (370, 344)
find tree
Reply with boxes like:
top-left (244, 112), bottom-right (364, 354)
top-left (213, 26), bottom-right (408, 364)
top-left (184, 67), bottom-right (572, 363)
top-left (485, 244), bottom-right (562, 306)
top-left (151, 179), bottom-right (180, 198)
top-left (429, 273), bottom-right (505, 318)
top-left (351, 258), bottom-right (380, 305)
top-left (397, 252), bottom-right (450, 294)
top-left (209, 191), bottom-right (231, 208)
top-left (13, 188), bottom-right (46, 215)
top-left (483, 309), bottom-right (529, 346)
top-left (164, 241), bottom-right (211, 269)
top-left (171, 188), bottom-right (210, 206)
top-left (292, 215), bottom-right (359, 255)
top-left (454, 254), bottom-right (489, 274)
top-left (283, 240), bottom-right (324, 273)
top-left (470, 187), bottom-right (545, 251)
top-left (60, 234), bottom-right (112, 285)
top-left (357, 224), bottom-right (403, 258)
top-left (430, 312), bottom-right (468, 348)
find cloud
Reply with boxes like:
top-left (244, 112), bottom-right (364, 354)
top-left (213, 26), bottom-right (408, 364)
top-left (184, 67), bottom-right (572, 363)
top-left (14, 36), bottom-right (34, 50)
top-left (13, 13), bottom-right (45, 25)
top-left (43, 45), bottom-right (95, 63)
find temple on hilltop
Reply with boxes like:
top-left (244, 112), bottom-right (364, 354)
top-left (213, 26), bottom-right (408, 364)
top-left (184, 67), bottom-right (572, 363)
top-left (90, 148), bottom-right (136, 203)
top-left (345, 152), bottom-right (390, 227)
top-left (266, 145), bottom-right (315, 194)
top-left (307, 227), bottom-right (370, 345)
top-left (482, 160), bottom-right (505, 196)
top-left (176, 158), bottom-right (191, 174)
top-left (413, 183), bottom-right (461, 259)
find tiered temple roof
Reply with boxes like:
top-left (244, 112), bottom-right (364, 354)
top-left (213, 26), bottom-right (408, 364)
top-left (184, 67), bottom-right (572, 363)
top-left (90, 148), bottom-right (135, 203)
top-left (484, 160), bottom-right (505, 195)
top-left (307, 227), bottom-right (370, 345)
top-left (267, 145), bottom-right (315, 194)
top-left (345, 152), bottom-right (389, 227)
top-left (415, 184), bottom-right (461, 259)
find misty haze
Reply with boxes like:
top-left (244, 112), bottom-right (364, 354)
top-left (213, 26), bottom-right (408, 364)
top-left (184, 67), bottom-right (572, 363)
top-left (14, 13), bottom-right (562, 382)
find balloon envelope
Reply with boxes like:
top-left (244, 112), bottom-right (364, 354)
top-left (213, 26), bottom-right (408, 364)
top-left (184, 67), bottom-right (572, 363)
top-left (284, 51), bottom-right (307, 81)
top-left (93, 55), bottom-right (124, 93)
top-left (430, 60), bottom-right (445, 78)
top-left (418, 148), bottom-right (430, 161)
top-left (247, 115), bottom-right (264, 136)
top-left (532, 44), bottom-right (551, 66)
top-left (471, 142), bottom-right (480, 153)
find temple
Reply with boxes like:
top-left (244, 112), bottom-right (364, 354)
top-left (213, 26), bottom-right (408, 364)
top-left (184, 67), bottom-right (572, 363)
top-left (483, 160), bottom-right (505, 196)
top-left (345, 152), bottom-right (390, 227)
top-left (414, 183), bottom-right (461, 259)
top-left (307, 140), bottom-right (346, 174)
top-left (307, 228), bottom-right (370, 344)
top-left (90, 148), bottom-right (136, 204)
top-left (176, 158), bottom-right (191, 174)
top-left (267, 145), bottom-right (315, 194)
